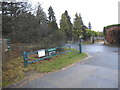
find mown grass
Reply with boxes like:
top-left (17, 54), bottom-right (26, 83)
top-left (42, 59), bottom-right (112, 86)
top-left (3, 48), bottom-right (88, 87)
top-left (67, 40), bottom-right (91, 45)
top-left (31, 52), bottom-right (87, 72)
top-left (82, 40), bottom-right (104, 45)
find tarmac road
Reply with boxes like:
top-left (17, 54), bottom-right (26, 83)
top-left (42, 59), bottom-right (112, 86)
top-left (21, 42), bottom-right (118, 88)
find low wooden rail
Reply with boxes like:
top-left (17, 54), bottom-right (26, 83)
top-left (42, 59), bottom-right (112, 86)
top-left (23, 43), bottom-right (82, 67)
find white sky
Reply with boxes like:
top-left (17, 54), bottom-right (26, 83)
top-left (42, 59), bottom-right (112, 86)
top-left (29, 0), bottom-right (119, 32)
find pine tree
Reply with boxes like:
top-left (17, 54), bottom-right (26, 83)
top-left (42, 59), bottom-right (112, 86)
top-left (79, 14), bottom-right (88, 41)
top-left (36, 3), bottom-right (49, 36)
top-left (48, 6), bottom-right (58, 30)
top-left (60, 13), bottom-right (68, 34)
top-left (36, 4), bottom-right (47, 26)
top-left (60, 11), bottom-right (73, 41)
top-left (73, 13), bottom-right (83, 40)
top-left (88, 22), bottom-right (92, 30)
top-left (64, 10), bottom-right (73, 41)
top-left (48, 6), bottom-right (56, 22)
top-left (79, 14), bottom-right (84, 27)
top-left (64, 10), bottom-right (72, 25)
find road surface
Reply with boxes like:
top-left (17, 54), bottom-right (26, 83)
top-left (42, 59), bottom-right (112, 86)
top-left (21, 42), bottom-right (118, 88)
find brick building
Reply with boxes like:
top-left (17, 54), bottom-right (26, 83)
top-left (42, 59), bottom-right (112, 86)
top-left (103, 24), bottom-right (120, 45)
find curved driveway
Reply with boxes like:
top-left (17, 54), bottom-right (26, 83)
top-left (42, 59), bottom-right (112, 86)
top-left (21, 42), bottom-right (118, 88)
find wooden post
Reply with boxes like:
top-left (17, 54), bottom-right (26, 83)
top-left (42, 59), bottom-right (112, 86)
top-left (23, 51), bottom-right (28, 67)
top-left (2, 39), bottom-right (7, 66)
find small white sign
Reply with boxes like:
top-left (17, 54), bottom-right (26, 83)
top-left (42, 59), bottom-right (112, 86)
top-left (38, 49), bottom-right (45, 57)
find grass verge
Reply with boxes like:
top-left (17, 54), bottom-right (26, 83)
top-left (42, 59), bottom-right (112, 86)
top-left (3, 48), bottom-right (88, 87)
top-left (82, 40), bottom-right (104, 45)
top-left (82, 41), bottom-right (91, 45)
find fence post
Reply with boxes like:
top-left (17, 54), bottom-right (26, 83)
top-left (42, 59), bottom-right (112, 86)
top-left (79, 37), bottom-right (82, 53)
top-left (79, 43), bottom-right (82, 53)
top-left (23, 51), bottom-right (28, 67)
top-left (69, 46), bottom-right (71, 50)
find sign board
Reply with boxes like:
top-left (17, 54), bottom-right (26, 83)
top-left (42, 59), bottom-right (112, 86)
top-left (38, 49), bottom-right (45, 57)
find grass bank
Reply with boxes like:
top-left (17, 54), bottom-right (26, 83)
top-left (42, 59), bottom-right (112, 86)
top-left (82, 41), bottom-right (91, 45)
top-left (3, 49), bottom-right (88, 87)
top-left (82, 40), bottom-right (104, 45)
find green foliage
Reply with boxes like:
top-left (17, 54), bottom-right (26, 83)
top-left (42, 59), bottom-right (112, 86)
top-left (43, 29), bottom-right (66, 48)
top-left (2, 2), bottom-right (31, 37)
top-left (86, 29), bottom-right (92, 37)
top-left (60, 11), bottom-right (73, 41)
top-left (96, 31), bottom-right (104, 36)
top-left (86, 29), bottom-right (104, 38)
top-left (104, 24), bottom-right (120, 28)
top-left (48, 21), bottom-right (58, 30)
top-left (2, 1), bottom-right (103, 45)
top-left (72, 13), bottom-right (83, 40)
top-left (2, 2), bottom-right (65, 47)
top-left (48, 6), bottom-right (56, 22)
top-left (48, 6), bottom-right (58, 30)
top-left (88, 22), bottom-right (92, 30)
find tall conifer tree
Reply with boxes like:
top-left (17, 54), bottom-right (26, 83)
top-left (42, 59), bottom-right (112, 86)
top-left (48, 6), bottom-right (58, 30)
top-left (73, 13), bottom-right (83, 40)
top-left (60, 10), bottom-right (72, 41)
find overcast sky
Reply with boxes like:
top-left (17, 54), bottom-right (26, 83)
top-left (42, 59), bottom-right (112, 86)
top-left (28, 0), bottom-right (119, 32)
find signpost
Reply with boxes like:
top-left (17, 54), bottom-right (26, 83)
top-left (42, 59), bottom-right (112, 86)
top-left (38, 49), bottom-right (45, 57)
